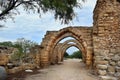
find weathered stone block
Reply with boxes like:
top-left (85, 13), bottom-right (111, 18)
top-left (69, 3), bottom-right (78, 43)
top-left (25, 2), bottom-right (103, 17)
top-left (109, 61), bottom-right (116, 66)
top-left (111, 55), bottom-right (120, 61)
top-left (96, 61), bottom-right (108, 65)
top-left (97, 65), bottom-right (108, 70)
top-left (108, 66), bottom-right (115, 74)
top-left (100, 76), bottom-right (117, 80)
top-left (115, 66), bottom-right (120, 72)
top-left (98, 70), bottom-right (107, 76)
top-left (117, 61), bottom-right (120, 67)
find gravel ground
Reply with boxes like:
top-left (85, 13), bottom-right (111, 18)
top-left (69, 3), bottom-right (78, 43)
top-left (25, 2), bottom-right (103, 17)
top-left (23, 59), bottom-right (99, 80)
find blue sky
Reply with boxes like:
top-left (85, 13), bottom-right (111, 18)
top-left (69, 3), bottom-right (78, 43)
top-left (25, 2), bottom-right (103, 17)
top-left (0, 0), bottom-right (97, 54)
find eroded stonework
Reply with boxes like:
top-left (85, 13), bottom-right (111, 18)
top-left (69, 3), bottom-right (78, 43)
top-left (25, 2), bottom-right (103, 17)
top-left (1, 0), bottom-right (119, 79)
top-left (40, 27), bottom-right (93, 67)
top-left (39, 0), bottom-right (120, 79)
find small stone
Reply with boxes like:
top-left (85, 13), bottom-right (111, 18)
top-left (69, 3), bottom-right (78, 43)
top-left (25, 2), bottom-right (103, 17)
top-left (108, 66), bottom-right (115, 74)
top-left (109, 61), bottom-right (116, 66)
top-left (0, 66), bottom-right (7, 80)
top-left (100, 76), bottom-right (117, 80)
top-left (98, 70), bottom-right (107, 76)
top-left (114, 72), bottom-right (120, 77)
top-left (117, 61), bottom-right (120, 67)
top-left (25, 69), bottom-right (33, 72)
top-left (95, 61), bottom-right (108, 65)
top-left (97, 65), bottom-right (108, 70)
top-left (112, 55), bottom-right (120, 61)
top-left (115, 66), bottom-right (120, 72)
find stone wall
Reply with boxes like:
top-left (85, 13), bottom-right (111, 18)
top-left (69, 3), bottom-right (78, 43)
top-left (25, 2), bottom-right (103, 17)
top-left (0, 46), bottom-right (18, 66)
top-left (93, 0), bottom-right (120, 79)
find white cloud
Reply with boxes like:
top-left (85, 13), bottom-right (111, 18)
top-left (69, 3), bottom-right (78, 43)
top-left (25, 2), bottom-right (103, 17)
top-left (0, 0), bottom-right (97, 43)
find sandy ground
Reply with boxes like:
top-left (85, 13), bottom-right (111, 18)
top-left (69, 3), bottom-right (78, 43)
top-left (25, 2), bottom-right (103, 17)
top-left (24, 59), bottom-right (99, 80)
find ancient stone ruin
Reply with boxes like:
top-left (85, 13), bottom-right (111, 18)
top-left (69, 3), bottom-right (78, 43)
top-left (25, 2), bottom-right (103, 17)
top-left (39, 0), bottom-right (120, 79)
top-left (0, 0), bottom-right (119, 80)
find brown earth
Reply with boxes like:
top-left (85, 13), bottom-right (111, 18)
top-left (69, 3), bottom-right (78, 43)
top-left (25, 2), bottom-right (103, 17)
top-left (7, 59), bottom-right (99, 80)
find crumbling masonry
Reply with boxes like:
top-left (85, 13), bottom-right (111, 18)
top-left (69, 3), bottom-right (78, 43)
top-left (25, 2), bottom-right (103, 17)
top-left (39, 0), bottom-right (120, 79)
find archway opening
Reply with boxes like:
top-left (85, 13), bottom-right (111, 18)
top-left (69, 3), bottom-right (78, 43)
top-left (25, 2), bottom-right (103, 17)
top-left (64, 46), bottom-right (83, 61)
top-left (51, 36), bottom-right (86, 65)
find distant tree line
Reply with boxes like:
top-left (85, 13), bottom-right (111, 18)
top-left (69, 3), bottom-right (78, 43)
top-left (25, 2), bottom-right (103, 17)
top-left (64, 50), bottom-right (82, 59)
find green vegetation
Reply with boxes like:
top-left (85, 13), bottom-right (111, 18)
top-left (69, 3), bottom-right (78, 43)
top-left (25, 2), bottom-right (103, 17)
top-left (64, 52), bottom-right (69, 58)
top-left (0, 38), bottom-right (38, 62)
top-left (64, 50), bottom-right (82, 59)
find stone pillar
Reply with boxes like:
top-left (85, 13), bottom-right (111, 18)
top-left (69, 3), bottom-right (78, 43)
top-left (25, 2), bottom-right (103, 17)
top-left (93, 0), bottom-right (120, 79)
top-left (40, 51), bottom-right (49, 68)
top-left (86, 47), bottom-right (93, 69)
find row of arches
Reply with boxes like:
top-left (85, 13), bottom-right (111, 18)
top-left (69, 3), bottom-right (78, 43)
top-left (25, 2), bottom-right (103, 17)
top-left (40, 27), bottom-right (93, 68)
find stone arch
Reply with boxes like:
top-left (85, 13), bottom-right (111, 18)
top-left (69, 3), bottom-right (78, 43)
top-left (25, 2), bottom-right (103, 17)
top-left (60, 44), bottom-right (82, 62)
top-left (57, 39), bottom-right (86, 63)
top-left (40, 27), bottom-right (93, 68)
top-left (51, 39), bottom-right (85, 64)
top-left (39, 0), bottom-right (120, 79)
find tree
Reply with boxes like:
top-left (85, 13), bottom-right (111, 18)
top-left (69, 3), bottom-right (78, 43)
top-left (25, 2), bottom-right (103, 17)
top-left (14, 38), bottom-right (38, 54)
top-left (69, 50), bottom-right (82, 59)
top-left (64, 52), bottom-right (69, 58)
top-left (0, 41), bottom-right (13, 47)
top-left (0, 0), bottom-right (85, 24)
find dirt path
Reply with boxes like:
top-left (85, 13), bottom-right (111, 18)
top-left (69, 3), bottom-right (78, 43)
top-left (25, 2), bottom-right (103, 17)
top-left (24, 59), bottom-right (99, 80)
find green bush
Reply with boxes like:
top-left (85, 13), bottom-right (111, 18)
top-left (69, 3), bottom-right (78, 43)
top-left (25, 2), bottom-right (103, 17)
top-left (67, 51), bottom-right (82, 59)
top-left (64, 52), bottom-right (69, 58)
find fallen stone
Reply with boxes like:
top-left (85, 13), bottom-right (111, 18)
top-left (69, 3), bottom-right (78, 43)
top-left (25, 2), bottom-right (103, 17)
top-left (25, 69), bottom-right (33, 72)
top-left (0, 66), bottom-right (7, 80)
top-left (100, 76), bottom-right (117, 80)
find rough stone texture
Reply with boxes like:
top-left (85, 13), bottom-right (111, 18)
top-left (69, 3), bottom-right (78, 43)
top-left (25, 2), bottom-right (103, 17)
top-left (100, 76), bottom-right (117, 80)
top-left (0, 54), bottom-right (9, 66)
top-left (1, 0), bottom-right (120, 80)
top-left (97, 65), bottom-right (108, 70)
top-left (0, 46), bottom-right (19, 66)
top-left (0, 66), bottom-right (7, 80)
top-left (117, 61), bottom-right (120, 67)
top-left (98, 70), bottom-right (107, 76)
top-left (40, 27), bottom-right (93, 68)
top-left (39, 1), bottom-right (120, 79)
top-left (93, 0), bottom-right (120, 79)
top-left (108, 66), bottom-right (115, 75)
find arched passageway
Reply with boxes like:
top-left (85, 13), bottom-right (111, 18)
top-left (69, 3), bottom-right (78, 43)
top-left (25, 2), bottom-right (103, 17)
top-left (40, 27), bottom-right (93, 68)
top-left (53, 39), bottom-right (86, 64)
top-left (38, 0), bottom-right (120, 79)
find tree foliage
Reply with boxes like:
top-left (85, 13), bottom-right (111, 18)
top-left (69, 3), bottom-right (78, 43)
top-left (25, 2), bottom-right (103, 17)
top-left (68, 50), bottom-right (82, 59)
top-left (15, 38), bottom-right (38, 54)
top-left (64, 52), bottom-right (69, 58)
top-left (0, 41), bottom-right (13, 47)
top-left (0, 0), bottom-right (85, 24)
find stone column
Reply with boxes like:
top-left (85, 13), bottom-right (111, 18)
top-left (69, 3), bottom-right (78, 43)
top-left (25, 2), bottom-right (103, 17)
top-left (93, 0), bottom-right (120, 79)
top-left (86, 47), bottom-right (93, 69)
